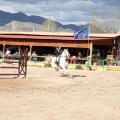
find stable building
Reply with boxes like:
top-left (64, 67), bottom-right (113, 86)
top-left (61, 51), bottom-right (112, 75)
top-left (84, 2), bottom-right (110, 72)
top-left (0, 31), bottom-right (120, 60)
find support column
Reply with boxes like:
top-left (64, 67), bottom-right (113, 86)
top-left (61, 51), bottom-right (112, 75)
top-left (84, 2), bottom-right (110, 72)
top-left (2, 44), bottom-right (6, 59)
top-left (89, 41), bottom-right (93, 65)
top-left (112, 39), bottom-right (117, 58)
top-left (29, 45), bottom-right (32, 61)
top-left (111, 45), bottom-right (114, 55)
top-left (3, 44), bottom-right (6, 54)
top-left (18, 46), bottom-right (20, 53)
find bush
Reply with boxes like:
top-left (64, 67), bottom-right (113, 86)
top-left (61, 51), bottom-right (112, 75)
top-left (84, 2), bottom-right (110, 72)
top-left (44, 63), bottom-right (51, 67)
top-left (75, 65), bottom-right (82, 69)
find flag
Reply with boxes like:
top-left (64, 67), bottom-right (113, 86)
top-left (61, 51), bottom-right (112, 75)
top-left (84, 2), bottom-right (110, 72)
top-left (73, 28), bottom-right (89, 39)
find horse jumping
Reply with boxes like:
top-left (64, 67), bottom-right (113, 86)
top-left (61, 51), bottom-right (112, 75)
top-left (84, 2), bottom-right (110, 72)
top-left (45, 49), bottom-right (73, 78)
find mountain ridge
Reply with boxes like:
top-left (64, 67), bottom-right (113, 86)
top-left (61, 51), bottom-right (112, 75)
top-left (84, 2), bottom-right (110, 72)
top-left (0, 10), bottom-right (88, 32)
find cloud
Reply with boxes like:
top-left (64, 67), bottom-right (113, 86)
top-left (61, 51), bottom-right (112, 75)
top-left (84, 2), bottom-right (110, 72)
top-left (1, 0), bottom-right (119, 25)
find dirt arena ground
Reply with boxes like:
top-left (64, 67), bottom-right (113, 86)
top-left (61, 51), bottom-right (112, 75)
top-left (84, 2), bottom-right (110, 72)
top-left (0, 66), bottom-right (120, 120)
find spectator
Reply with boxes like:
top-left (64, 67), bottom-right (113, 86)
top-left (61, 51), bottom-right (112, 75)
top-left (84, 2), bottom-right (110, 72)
top-left (5, 47), bottom-right (11, 55)
top-left (77, 52), bottom-right (83, 64)
top-left (32, 51), bottom-right (37, 56)
top-left (14, 49), bottom-right (19, 55)
top-left (77, 52), bottom-right (83, 58)
top-left (32, 51), bottom-right (38, 61)
top-left (97, 51), bottom-right (101, 59)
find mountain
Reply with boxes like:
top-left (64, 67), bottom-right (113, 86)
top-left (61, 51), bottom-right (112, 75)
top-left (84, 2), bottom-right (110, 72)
top-left (0, 10), bottom-right (88, 32)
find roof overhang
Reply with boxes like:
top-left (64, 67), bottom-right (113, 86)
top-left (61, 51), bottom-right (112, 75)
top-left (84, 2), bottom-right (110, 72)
top-left (0, 34), bottom-right (113, 41)
top-left (0, 31), bottom-right (120, 38)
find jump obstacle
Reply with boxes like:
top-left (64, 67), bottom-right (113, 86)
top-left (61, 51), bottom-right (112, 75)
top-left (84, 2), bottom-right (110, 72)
top-left (0, 47), bottom-right (28, 78)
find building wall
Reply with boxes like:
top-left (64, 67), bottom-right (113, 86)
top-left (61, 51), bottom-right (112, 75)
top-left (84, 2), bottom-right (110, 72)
top-left (0, 38), bottom-right (90, 48)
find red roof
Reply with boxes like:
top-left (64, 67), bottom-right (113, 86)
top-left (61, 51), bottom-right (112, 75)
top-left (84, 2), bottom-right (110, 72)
top-left (0, 34), bottom-right (113, 41)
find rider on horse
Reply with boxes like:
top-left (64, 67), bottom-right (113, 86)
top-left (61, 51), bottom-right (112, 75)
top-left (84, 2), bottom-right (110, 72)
top-left (53, 46), bottom-right (62, 66)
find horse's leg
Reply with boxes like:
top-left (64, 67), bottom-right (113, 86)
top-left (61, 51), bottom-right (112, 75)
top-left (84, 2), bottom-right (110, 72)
top-left (54, 64), bottom-right (62, 76)
top-left (65, 62), bottom-right (68, 70)
top-left (61, 66), bottom-right (73, 78)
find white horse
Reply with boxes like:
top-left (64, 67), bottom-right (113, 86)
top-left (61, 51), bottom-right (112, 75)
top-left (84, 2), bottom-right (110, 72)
top-left (45, 49), bottom-right (73, 78)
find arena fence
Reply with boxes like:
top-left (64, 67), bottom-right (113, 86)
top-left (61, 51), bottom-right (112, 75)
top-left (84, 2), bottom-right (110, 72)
top-left (0, 55), bottom-right (120, 72)
top-left (30, 56), bottom-right (120, 72)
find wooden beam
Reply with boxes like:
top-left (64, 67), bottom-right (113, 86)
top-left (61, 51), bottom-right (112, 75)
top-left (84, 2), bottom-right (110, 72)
top-left (90, 41), bottom-right (93, 65)
top-left (3, 44), bottom-right (5, 54)
top-left (29, 45), bottom-right (32, 61)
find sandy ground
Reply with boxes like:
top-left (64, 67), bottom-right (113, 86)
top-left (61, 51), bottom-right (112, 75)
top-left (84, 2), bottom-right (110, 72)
top-left (0, 65), bottom-right (120, 120)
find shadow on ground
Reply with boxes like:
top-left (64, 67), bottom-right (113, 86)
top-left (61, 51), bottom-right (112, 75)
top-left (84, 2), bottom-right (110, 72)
top-left (61, 74), bottom-right (86, 78)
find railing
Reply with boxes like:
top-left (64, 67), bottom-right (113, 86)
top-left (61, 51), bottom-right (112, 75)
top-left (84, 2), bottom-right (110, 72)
top-left (1, 54), bottom-right (120, 72)
top-left (30, 55), bottom-right (120, 71)
top-left (85, 58), bottom-right (120, 71)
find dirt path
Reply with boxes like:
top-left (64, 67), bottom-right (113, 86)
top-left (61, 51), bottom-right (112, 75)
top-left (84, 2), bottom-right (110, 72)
top-left (0, 66), bottom-right (120, 120)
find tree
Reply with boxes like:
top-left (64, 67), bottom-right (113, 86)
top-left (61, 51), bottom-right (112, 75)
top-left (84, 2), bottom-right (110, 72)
top-left (90, 6), bottom-right (120, 33)
top-left (41, 17), bottom-right (58, 32)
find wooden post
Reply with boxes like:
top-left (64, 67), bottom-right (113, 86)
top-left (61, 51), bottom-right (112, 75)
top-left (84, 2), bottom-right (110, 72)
top-left (2, 44), bottom-right (6, 59)
top-left (18, 46), bottom-right (28, 78)
top-left (112, 39), bottom-right (115, 58)
top-left (111, 45), bottom-right (114, 55)
top-left (90, 41), bottom-right (93, 65)
top-left (18, 46), bottom-right (20, 54)
top-left (3, 44), bottom-right (5, 54)
top-left (29, 45), bottom-right (32, 61)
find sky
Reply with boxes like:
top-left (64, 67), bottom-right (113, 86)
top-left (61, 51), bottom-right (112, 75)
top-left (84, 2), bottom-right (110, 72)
top-left (0, 0), bottom-right (119, 25)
